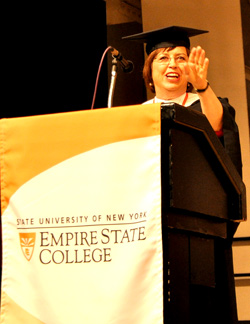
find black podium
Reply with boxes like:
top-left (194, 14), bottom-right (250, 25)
top-left (161, 104), bottom-right (246, 324)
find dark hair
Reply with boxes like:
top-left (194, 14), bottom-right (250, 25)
top-left (142, 47), bottom-right (193, 93)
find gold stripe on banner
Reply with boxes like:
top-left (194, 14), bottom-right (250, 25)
top-left (0, 104), bottom-right (161, 213)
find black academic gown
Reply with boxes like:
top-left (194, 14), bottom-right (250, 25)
top-left (190, 97), bottom-right (242, 177)
top-left (188, 97), bottom-right (242, 324)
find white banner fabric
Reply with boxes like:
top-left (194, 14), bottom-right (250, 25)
top-left (1, 110), bottom-right (163, 324)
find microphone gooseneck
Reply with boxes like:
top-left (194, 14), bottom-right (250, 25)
top-left (110, 47), bottom-right (134, 73)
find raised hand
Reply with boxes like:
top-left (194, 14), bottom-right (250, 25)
top-left (183, 46), bottom-right (209, 90)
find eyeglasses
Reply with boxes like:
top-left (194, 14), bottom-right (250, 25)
top-left (153, 54), bottom-right (188, 65)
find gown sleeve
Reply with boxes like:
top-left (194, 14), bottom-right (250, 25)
top-left (189, 97), bottom-right (242, 177)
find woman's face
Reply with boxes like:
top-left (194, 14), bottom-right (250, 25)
top-left (151, 46), bottom-right (189, 99)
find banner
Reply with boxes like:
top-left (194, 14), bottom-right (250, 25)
top-left (0, 104), bottom-right (163, 324)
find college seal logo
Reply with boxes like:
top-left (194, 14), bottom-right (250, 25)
top-left (19, 233), bottom-right (36, 261)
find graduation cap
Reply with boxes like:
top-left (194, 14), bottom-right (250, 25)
top-left (122, 26), bottom-right (208, 55)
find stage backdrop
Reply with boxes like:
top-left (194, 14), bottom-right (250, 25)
top-left (0, 104), bottom-right (163, 324)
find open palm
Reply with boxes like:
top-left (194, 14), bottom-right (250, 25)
top-left (182, 46), bottom-right (209, 90)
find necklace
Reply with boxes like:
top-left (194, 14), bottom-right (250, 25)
top-left (153, 92), bottom-right (188, 106)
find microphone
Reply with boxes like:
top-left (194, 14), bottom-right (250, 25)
top-left (110, 47), bottom-right (134, 73)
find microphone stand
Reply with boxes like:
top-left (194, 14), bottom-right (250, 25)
top-left (107, 57), bottom-right (118, 108)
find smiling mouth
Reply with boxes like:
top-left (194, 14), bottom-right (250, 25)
top-left (166, 73), bottom-right (180, 79)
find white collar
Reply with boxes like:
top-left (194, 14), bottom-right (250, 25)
top-left (143, 92), bottom-right (199, 106)
top-left (154, 93), bottom-right (187, 105)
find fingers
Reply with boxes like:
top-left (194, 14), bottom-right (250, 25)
top-left (203, 57), bottom-right (209, 71)
top-left (189, 46), bottom-right (208, 69)
top-left (186, 46), bottom-right (209, 89)
top-left (197, 47), bottom-right (205, 66)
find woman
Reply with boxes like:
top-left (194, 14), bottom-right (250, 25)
top-left (143, 45), bottom-right (223, 132)
top-left (124, 25), bottom-right (243, 324)
top-left (124, 26), bottom-right (242, 175)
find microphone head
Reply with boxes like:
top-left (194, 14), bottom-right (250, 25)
top-left (122, 60), bottom-right (134, 73)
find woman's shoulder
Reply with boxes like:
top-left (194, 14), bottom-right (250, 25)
top-left (186, 93), bottom-right (199, 106)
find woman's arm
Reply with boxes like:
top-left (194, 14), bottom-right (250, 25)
top-left (197, 85), bottom-right (223, 131)
top-left (183, 46), bottom-right (223, 131)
